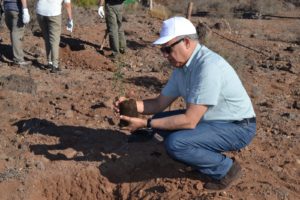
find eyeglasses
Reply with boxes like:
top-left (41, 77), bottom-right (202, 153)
top-left (160, 38), bottom-right (184, 54)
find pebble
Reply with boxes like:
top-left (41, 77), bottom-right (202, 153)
top-left (65, 110), bottom-right (74, 118)
top-left (35, 161), bottom-right (45, 170)
top-left (194, 182), bottom-right (203, 190)
top-left (60, 148), bottom-right (77, 159)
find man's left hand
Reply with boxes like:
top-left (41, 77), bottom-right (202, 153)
top-left (120, 115), bottom-right (147, 132)
top-left (98, 6), bottom-right (105, 18)
top-left (22, 8), bottom-right (30, 24)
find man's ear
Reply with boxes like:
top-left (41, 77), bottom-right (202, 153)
top-left (184, 38), bottom-right (191, 49)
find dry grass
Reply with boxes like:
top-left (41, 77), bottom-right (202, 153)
top-left (149, 4), bottom-right (172, 20)
top-left (154, 0), bottom-right (292, 18)
top-left (73, 0), bottom-right (98, 7)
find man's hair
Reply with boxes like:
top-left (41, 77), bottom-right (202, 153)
top-left (177, 34), bottom-right (199, 41)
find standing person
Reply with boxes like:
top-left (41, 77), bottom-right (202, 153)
top-left (4, 0), bottom-right (31, 66)
top-left (114, 16), bottom-right (256, 190)
top-left (36, 0), bottom-right (73, 73)
top-left (98, 0), bottom-right (126, 58)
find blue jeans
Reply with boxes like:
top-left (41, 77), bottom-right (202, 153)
top-left (152, 110), bottom-right (256, 180)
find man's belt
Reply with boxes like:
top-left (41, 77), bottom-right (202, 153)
top-left (233, 117), bottom-right (256, 124)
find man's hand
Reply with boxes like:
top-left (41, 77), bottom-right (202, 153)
top-left (113, 96), bottom-right (128, 113)
top-left (22, 8), bottom-right (30, 24)
top-left (120, 115), bottom-right (147, 132)
top-left (66, 19), bottom-right (73, 32)
top-left (98, 6), bottom-right (105, 18)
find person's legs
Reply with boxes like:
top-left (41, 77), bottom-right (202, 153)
top-left (105, 4), bottom-right (119, 55)
top-left (115, 4), bottom-right (126, 52)
top-left (5, 11), bottom-right (25, 62)
top-left (164, 121), bottom-right (255, 179)
top-left (48, 15), bottom-right (61, 68)
top-left (37, 14), bottom-right (51, 64)
top-left (152, 110), bottom-right (256, 180)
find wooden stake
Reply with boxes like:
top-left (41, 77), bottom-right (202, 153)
top-left (186, 2), bottom-right (193, 20)
top-left (100, 29), bottom-right (108, 51)
top-left (149, 0), bottom-right (153, 10)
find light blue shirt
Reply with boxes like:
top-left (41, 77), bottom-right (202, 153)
top-left (162, 44), bottom-right (256, 121)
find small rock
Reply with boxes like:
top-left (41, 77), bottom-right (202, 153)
top-left (272, 166), bottom-right (283, 172)
top-left (65, 110), bottom-right (74, 118)
top-left (194, 182), bottom-right (203, 190)
top-left (76, 151), bottom-right (84, 157)
top-left (138, 189), bottom-right (144, 198)
top-left (0, 153), bottom-right (8, 160)
top-left (219, 191), bottom-right (227, 196)
top-left (35, 161), bottom-right (45, 170)
top-left (60, 148), bottom-right (77, 159)
top-left (284, 46), bottom-right (295, 52)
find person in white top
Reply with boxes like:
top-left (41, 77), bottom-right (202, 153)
top-left (36, 0), bottom-right (73, 73)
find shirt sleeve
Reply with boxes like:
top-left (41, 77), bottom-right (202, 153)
top-left (162, 70), bottom-right (180, 98)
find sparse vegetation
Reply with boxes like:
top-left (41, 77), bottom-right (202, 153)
top-left (74, 0), bottom-right (98, 7)
top-left (112, 59), bottom-right (126, 97)
top-left (150, 4), bottom-right (172, 20)
top-left (73, 0), bottom-right (137, 7)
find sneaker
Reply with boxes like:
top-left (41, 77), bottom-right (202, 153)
top-left (14, 60), bottom-right (31, 66)
top-left (204, 158), bottom-right (242, 190)
top-left (48, 61), bottom-right (53, 67)
top-left (127, 129), bottom-right (154, 143)
top-left (50, 65), bottom-right (61, 73)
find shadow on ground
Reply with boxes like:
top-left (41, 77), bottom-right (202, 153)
top-left (13, 118), bottom-right (196, 184)
top-left (126, 75), bottom-right (164, 93)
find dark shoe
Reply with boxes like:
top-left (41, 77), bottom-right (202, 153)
top-left (50, 65), bottom-right (61, 73)
top-left (120, 48), bottom-right (126, 54)
top-left (14, 60), bottom-right (31, 66)
top-left (204, 158), bottom-right (242, 190)
top-left (108, 52), bottom-right (121, 60)
top-left (127, 129), bottom-right (154, 143)
top-left (47, 61), bottom-right (53, 68)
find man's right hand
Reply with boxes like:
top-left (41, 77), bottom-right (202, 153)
top-left (98, 6), bottom-right (105, 18)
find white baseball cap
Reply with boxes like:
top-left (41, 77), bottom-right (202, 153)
top-left (153, 16), bottom-right (197, 45)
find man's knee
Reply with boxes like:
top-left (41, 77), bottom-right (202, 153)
top-left (164, 134), bottom-right (187, 158)
top-left (164, 133), bottom-right (208, 162)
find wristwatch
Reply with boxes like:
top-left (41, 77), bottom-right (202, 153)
top-left (147, 118), bottom-right (152, 129)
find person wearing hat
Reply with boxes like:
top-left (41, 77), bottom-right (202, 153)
top-left (114, 16), bottom-right (256, 190)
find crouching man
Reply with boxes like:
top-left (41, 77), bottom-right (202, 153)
top-left (114, 16), bottom-right (256, 190)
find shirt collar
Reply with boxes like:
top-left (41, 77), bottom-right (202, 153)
top-left (183, 44), bottom-right (201, 72)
